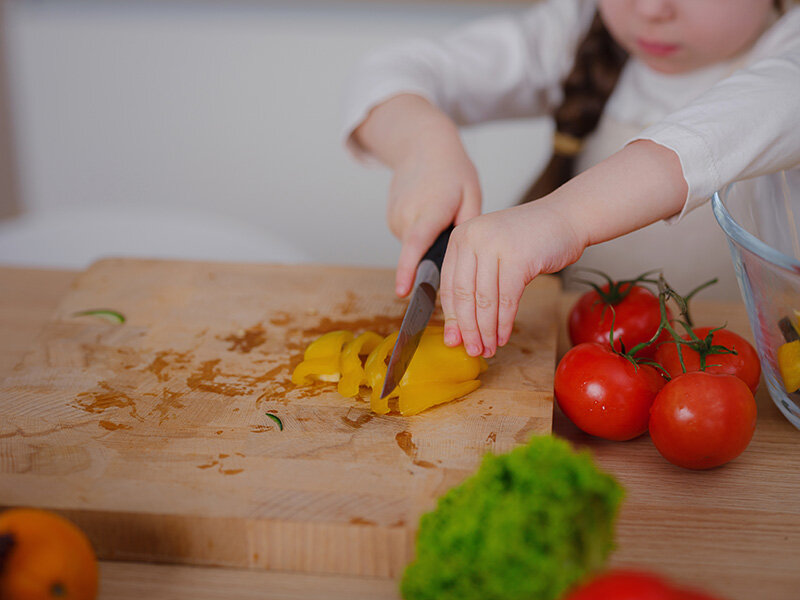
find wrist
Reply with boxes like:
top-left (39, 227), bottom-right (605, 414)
top-left (354, 94), bottom-right (460, 169)
top-left (549, 140), bottom-right (688, 248)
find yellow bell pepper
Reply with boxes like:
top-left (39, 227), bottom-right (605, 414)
top-left (364, 331), bottom-right (399, 415)
top-left (365, 326), bottom-right (487, 416)
top-left (291, 330), bottom-right (354, 386)
top-left (778, 339), bottom-right (800, 393)
top-left (338, 331), bottom-right (383, 397)
top-left (292, 326), bottom-right (487, 416)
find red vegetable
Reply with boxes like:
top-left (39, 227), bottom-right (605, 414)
top-left (654, 326), bottom-right (761, 394)
top-left (555, 342), bottom-right (666, 441)
top-left (649, 371), bottom-right (757, 469)
top-left (568, 277), bottom-right (672, 359)
top-left (563, 569), bottom-right (725, 600)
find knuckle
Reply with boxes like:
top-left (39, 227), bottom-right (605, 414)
top-left (475, 292), bottom-right (495, 311)
top-left (452, 286), bottom-right (474, 304)
top-left (498, 294), bottom-right (518, 309)
top-left (460, 324), bottom-right (480, 338)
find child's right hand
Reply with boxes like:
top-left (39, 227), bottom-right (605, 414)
top-left (387, 134), bottom-right (481, 297)
top-left (352, 94), bottom-right (481, 296)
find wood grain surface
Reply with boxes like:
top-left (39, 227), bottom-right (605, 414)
top-left (0, 258), bottom-right (559, 578)
top-left (1, 265), bottom-right (798, 600)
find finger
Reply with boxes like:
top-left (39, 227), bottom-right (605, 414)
top-left (452, 248), bottom-right (482, 357)
top-left (395, 220), bottom-right (446, 297)
top-left (497, 262), bottom-right (525, 348)
top-left (455, 182), bottom-right (482, 225)
top-left (439, 236), bottom-right (461, 347)
top-left (475, 255), bottom-right (499, 357)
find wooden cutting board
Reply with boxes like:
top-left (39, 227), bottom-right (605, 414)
top-left (0, 258), bottom-right (559, 578)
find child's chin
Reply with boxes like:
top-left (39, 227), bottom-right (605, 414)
top-left (637, 55), bottom-right (694, 75)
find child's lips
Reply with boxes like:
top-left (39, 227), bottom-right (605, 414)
top-left (636, 37), bottom-right (680, 57)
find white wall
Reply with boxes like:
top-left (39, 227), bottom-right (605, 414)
top-left (0, 0), bottom-right (551, 269)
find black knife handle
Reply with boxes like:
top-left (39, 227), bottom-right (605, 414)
top-left (421, 224), bottom-right (454, 270)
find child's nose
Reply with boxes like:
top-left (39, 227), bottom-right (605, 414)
top-left (632, 0), bottom-right (676, 21)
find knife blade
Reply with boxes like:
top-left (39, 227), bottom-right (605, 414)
top-left (380, 225), bottom-right (454, 399)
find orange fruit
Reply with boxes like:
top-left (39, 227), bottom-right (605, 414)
top-left (0, 508), bottom-right (98, 600)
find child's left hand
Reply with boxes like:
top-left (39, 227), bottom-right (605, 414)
top-left (439, 199), bottom-right (585, 358)
top-left (439, 140), bottom-right (689, 358)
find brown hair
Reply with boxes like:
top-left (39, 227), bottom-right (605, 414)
top-left (519, 12), bottom-right (627, 204)
top-left (519, 0), bottom-right (787, 205)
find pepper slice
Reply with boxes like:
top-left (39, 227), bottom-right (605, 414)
top-left (397, 380), bottom-right (482, 416)
top-left (291, 330), bottom-right (354, 386)
top-left (778, 339), bottom-right (800, 393)
top-left (365, 332), bottom-right (399, 415)
top-left (338, 331), bottom-right (383, 397)
top-left (293, 326), bottom-right (487, 416)
top-left (364, 326), bottom-right (487, 416)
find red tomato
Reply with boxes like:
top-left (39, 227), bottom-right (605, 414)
top-left (649, 372), bottom-right (757, 470)
top-left (654, 327), bottom-right (761, 394)
top-left (568, 283), bottom-right (672, 359)
top-left (563, 570), bottom-right (676, 600)
top-left (563, 569), bottom-right (725, 600)
top-left (555, 343), bottom-right (666, 441)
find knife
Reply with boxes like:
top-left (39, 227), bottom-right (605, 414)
top-left (380, 225), bottom-right (454, 399)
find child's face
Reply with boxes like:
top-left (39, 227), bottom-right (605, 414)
top-left (599, 0), bottom-right (776, 74)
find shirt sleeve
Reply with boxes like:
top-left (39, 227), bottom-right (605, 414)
top-left (341, 0), bottom-right (597, 165)
top-left (630, 10), bottom-right (800, 223)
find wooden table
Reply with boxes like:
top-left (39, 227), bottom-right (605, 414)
top-left (1, 265), bottom-right (798, 600)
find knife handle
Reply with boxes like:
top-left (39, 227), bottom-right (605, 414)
top-left (421, 224), bottom-right (454, 271)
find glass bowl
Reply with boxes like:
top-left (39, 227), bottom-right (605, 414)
top-left (712, 171), bottom-right (800, 430)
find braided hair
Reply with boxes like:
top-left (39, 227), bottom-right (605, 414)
top-left (519, 0), bottom-right (788, 205)
top-left (519, 12), bottom-right (626, 204)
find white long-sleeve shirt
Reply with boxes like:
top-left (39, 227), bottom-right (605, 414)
top-left (341, 1), bottom-right (800, 299)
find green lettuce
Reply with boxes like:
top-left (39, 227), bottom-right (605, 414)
top-left (401, 435), bottom-right (624, 600)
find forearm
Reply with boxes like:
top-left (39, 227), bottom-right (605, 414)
top-left (352, 94), bottom-right (461, 169)
top-left (547, 140), bottom-right (689, 249)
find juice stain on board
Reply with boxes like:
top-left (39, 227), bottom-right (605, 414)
top-left (395, 431), bottom-right (435, 469)
top-left (71, 300), bottom-right (422, 443)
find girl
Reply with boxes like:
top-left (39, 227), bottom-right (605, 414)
top-left (342, 0), bottom-right (800, 359)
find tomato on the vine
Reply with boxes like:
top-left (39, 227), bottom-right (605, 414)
top-left (649, 371), bottom-right (757, 470)
top-left (555, 342), bottom-right (666, 441)
top-left (568, 278), bottom-right (672, 359)
top-left (654, 327), bottom-right (761, 394)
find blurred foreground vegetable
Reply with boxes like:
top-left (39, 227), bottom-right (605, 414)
top-left (0, 508), bottom-right (98, 600)
top-left (401, 435), bottom-right (624, 600)
top-left (562, 568), bottom-right (726, 600)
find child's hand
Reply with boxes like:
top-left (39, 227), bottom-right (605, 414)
top-left (388, 138), bottom-right (481, 297)
top-left (440, 200), bottom-right (585, 358)
top-left (351, 94), bottom-right (481, 296)
top-left (438, 140), bottom-right (689, 358)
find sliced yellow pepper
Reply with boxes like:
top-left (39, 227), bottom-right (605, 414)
top-left (292, 326), bottom-right (487, 416)
top-left (291, 330), bottom-right (354, 386)
top-left (778, 339), bottom-right (800, 393)
top-left (365, 331), bottom-right (399, 415)
top-left (365, 326), bottom-right (487, 416)
top-left (338, 331), bottom-right (383, 397)
top-left (397, 380), bottom-right (482, 416)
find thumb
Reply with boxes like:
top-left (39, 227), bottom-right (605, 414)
top-left (395, 220), bottom-right (449, 297)
top-left (454, 183), bottom-right (482, 225)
